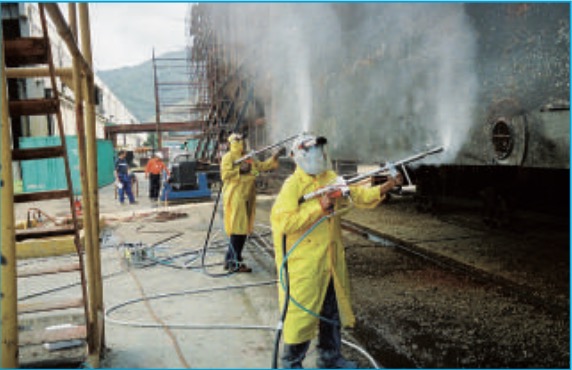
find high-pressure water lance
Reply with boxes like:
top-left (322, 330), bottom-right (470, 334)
top-left (233, 133), bottom-right (301, 165)
top-left (273, 143), bottom-right (440, 369)
top-left (298, 146), bottom-right (445, 204)
top-left (201, 133), bottom-right (303, 278)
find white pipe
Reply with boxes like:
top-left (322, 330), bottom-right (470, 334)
top-left (342, 338), bottom-right (381, 369)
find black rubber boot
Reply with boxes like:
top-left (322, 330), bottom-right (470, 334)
top-left (316, 349), bottom-right (358, 369)
top-left (281, 341), bottom-right (310, 369)
top-left (316, 280), bottom-right (358, 368)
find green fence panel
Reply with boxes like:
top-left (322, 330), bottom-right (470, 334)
top-left (20, 136), bottom-right (115, 195)
top-left (97, 139), bottom-right (115, 187)
top-left (20, 136), bottom-right (69, 193)
top-left (184, 139), bottom-right (198, 151)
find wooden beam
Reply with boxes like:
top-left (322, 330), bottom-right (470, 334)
top-left (14, 190), bottom-right (70, 203)
top-left (18, 262), bottom-right (80, 278)
top-left (9, 98), bottom-right (59, 117)
top-left (44, 4), bottom-right (93, 78)
top-left (12, 146), bottom-right (65, 161)
top-left (18, 313), bottom-right (87, 367)
top-left (16, 235), bottom-right (81, 259)
top-left (5, 67), bottom-right (73, 79)
top-left (15, 225), bottom-right (76, 242)
top-left (4, 38), bottom-right (48, 67)
top-left (19, 325), bottom-right (86, 346)
top-left (18, 298), bottom-right (84, 314)
top-left (104, 120), bottom-right (207, 135)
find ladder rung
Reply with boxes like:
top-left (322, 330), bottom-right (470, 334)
top-left (12, 146), bottom-right (65, 161)
top-left (14, 189), bottom-right (70, 203)
top-left (9, 98), bottom-right (59, 117)
top-left (15, 225), bottom-right (76, 242)
top-left (19, 325), bottom-right (86, 346)
top-left (18, 298), bottom-right (84, 315)
top-left (4, 37), bottom-right (49, 67)
top-left (19, 262), bottom-right (80, 278)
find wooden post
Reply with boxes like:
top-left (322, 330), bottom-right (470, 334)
top-left (79, 4), bottom-right (105, 362)
top-left (1, 22), bottom-right (19, 368)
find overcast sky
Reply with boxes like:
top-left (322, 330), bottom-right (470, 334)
top-left (87, 3), bottom-right (189, 71)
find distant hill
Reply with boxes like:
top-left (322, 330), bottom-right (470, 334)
top-left (97, 49), bottom-right (187, 122)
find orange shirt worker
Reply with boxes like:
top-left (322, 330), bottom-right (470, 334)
top-left (145, 152), bottom-right (169, 201)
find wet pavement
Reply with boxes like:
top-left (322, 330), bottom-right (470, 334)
top-left (15, 173), bottom-right (338, 368)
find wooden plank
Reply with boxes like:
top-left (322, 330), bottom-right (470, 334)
top-left (19, 342), bottom-right (86, 368)
top-left (12, 146), bottom-right (65, 161)
top-left (18, 262), bottom-right (80, 278)
top-left (15, 225), bottom-right (76, 242)
top-left (18, 312), bottom-right (85, 330)
top-left (9, 98), bottom-right (59, 117)
top-left (19, 325), bottom-right (86, 346)
top-left (17, 235), bottom-right (81, 259)
top-left (18, 298), bottom-right (84, 314)
top-left (14, 189), bottom-right (70, 203)
top-left (5, 66), bottom-right (73, 79)
top-left (4, 37), bottom-right (48, 67)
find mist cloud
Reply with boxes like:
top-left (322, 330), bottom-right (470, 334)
top-left (207, 3), bottom-right (479, 164)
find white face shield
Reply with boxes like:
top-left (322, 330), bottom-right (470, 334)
top-left (291, 135), bottom-right (330, 175)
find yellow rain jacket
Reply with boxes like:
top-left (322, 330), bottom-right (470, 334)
top-left (221, 142), bottom-right (278, 235)
top-left (271, 167), bottom-right (383, 344)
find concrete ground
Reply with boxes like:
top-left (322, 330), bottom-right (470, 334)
top-left (16, 170), bottom-right (568, 368)
top-left (15, 173), bottom-right (332, 368)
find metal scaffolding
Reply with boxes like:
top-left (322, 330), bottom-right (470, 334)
top-left (152, 49), bottom-right (210, 149)
top-left (185, 4), bottom-right (269, 164)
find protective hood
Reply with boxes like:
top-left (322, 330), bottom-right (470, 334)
top-left (291, 134), bottom-right (330, 175)
top-left (228, 133), bottom-right (244, 155)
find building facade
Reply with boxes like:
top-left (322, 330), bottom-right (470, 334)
top-left (2, 2), bottom-right (145, 147)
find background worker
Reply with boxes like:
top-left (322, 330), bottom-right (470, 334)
top-left (145, 151), bottom-right (169, 202)
top-left (114, 150), bottom-right (137, 205)
top-left (270, 133), bottom-right (403, 368)
top-left (221, 132), bottom-right (285, 273)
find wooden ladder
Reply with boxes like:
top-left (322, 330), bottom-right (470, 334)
top-left (3, 4), bottom-right (90, 367)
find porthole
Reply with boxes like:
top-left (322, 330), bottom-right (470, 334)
top-left (491, 119), bottom-right (513, 160)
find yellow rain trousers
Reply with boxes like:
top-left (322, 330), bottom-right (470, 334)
top-left (221, 148), bottom-right (278, 235)
top-left (271, 167), bottom-right (384, 344)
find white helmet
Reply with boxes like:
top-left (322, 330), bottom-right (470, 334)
top-left (155, 152), bottom-right (163, 159)
top-left (291, 133), bottom-right (330, 175)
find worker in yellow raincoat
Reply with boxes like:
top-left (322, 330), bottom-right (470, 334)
top-left (271, 133), bottom-right (402, 368)
top-left (221, 132), bottom-right (284, 272)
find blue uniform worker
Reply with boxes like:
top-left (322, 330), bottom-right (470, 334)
top-left (114, 150), bottom-right (136, 205)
